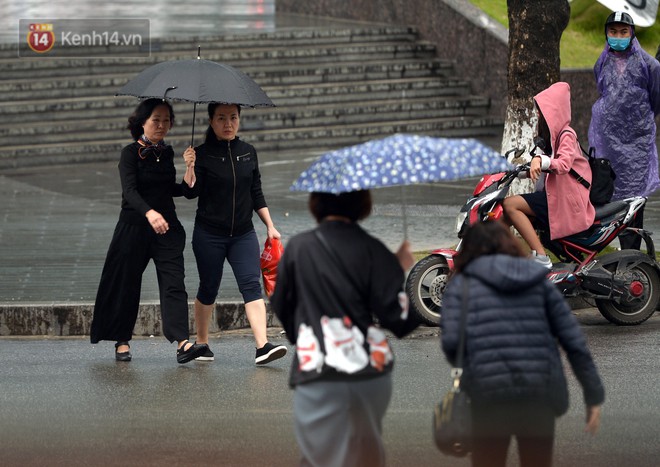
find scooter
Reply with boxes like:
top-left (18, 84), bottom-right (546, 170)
top-left (406, 148), bottom-right (660, 326)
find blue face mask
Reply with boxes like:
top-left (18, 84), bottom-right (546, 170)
top-left (608, 36), bottom-right (631, 51)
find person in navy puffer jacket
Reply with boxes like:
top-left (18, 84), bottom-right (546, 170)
top-left (440, 221), bottom-right (604, 467)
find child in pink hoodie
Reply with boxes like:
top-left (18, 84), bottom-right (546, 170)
top-left (503, 82), bottom-right (595, 268)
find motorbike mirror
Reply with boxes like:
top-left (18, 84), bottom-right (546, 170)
top-left (504, 148), bottom-right (525, 159)
top-left (533, 137), bottom-right (547, 154)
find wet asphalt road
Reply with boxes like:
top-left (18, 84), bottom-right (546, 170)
top-left (1, 309), bottom-right (659, 467)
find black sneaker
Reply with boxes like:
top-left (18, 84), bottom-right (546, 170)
top-left (177, 341), bottom-right (209, 364)
top-left (255, 342), bottom-right (287, 365)
top-left (195, 346), bottom-right (214, 362)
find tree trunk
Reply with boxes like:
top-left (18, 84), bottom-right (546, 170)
top-left (502, 0), bottom-right (570, 195)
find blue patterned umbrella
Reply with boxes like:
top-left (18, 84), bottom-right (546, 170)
top-left (290, 134), bottom-right (511, 193)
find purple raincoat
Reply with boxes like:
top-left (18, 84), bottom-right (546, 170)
top-left (588, 37), bottom-right (660, 200)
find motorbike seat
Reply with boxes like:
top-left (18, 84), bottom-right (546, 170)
top-left (593, 200), bottom-right (628, 221)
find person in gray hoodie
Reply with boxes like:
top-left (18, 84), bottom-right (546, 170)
top-left (440, 221), bottom-right (604, 467)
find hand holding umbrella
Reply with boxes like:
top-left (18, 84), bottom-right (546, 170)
top-left (183, 146), bottom-right (196, 187)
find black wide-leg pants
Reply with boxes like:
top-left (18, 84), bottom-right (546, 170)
top-left (90, 220), bottom-right (189, 344)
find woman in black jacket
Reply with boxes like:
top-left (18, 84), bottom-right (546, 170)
top-left (91, 98), bottom-right (208, 364)
top-left (182, 103), bottom-right (286, 364)
top-left (440, 221), bottom-right (604, 467)
top-left (270, 190), bottom-right (419, 467)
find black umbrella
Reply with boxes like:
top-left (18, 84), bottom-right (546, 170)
top-left (116, 50), bottom-right (274, 145)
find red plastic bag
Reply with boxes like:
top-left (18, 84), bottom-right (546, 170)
top-left (260, 238), bottom-right (284, 297)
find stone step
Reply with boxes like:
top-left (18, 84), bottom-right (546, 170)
top-left (0, 26), bottom-right (420, 60)
top-left (0, 23), bottom-right (501, 170)
top-left (2, 41), bottom-right (437, 78)
top-left (0, 116), bottom-right (504, 169)
top-left (0, 78), bottom-right (472, 123)
top-left (0, 59), bottom-right (453, 101)
top-left (0, 96), bottom-right (492, 145)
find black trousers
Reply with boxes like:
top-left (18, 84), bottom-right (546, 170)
top-left (90, 220), bottom-right (189, 344)
top-left (619, 204), bottom-right (644, 250)
top-left (470, 401), bottom-right (555, 467)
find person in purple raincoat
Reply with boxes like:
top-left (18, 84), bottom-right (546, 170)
top-left (588, 11), bottom-right (660, 250)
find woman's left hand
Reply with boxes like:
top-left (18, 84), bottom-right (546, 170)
top-left (267, 225), bottom-right (281, 240)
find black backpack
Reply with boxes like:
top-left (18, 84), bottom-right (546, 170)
top-left (558, 129), bottom-right (616, 206)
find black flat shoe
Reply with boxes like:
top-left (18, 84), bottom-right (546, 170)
top-left (177, 340), bottom-right (208, 364)
top-left (115, 341), bottom-right (132, 362)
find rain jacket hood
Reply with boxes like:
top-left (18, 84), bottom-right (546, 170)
top-left (532, 82), bottom-right (595, 240)
top-left (588, 37), bottom-right (660, 200)
top-left (463, 254), bottom-right (548, 293)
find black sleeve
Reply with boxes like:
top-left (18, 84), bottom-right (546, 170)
top-left (369, 244), bottom-right (419, 338)
top-left (251, 147), bottom-right (267, 211)
top-left (118, 146), bottom-right (151, 216)
top-left (181, 163), bottom-right (202, 199)
top-left (544, 282), bottom-right (605, 406)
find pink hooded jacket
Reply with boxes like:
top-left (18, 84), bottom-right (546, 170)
top-left (535, 82), bottom-right (595, 240)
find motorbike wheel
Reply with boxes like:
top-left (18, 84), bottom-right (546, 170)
top-left (595, 262), bottom-right (660, 325)
top-left (405, 255), bottom-right (450, 326)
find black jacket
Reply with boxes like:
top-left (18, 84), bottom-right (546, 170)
top-left (118, 142), bottom-right (183, 226)
top-left (183, 136), bottom-right (267, 236)
top-left (440, 254), bottom-right (605, 415)
top-left (271, 220), bottom-right (419, 387)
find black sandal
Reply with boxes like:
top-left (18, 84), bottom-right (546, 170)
top-left (115, 341), bottom-right (132, 362)
top-left (177, 340), bottom-right (208, 364)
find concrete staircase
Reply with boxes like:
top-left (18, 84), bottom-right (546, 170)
top-left (0, 26), bottom-right (503, 168)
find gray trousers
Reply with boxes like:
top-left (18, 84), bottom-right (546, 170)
top-left (293, 373), bottom-right (392, 467)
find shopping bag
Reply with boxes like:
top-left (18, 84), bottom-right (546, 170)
top-left (260, 238), bottom-right (284, 297)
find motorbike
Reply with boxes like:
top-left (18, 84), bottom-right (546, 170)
top-left (406, 148), bottom-right (660, 326)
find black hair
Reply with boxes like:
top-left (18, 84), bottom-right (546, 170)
top-left (204, 103), bottom-right (241, 142)
top-left (308, 191), bottom-right (372, 223)
top-left (453, 221), bottom-right (525, 273)
top-left (126, 98), bottom-right (174, 140)
top-left (535, 103), bottom-right (552, 152)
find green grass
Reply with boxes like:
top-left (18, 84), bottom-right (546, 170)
top-left (469, 0), bottom-right (660, 67)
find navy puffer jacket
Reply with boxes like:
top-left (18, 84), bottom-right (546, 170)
top-left (440, 254), bottom-right (604, 416)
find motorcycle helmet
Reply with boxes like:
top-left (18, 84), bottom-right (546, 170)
top-left (605, 11), bottom-right (635, 36)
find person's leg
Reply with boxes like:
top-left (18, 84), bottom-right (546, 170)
top-left (471, 403), bottom-right (512, 467)
top-left (348, 373), bottom-right (393, 467)
top-left (514, 404), bottom-right (555, 467)
top-left (619, 204), bottom-right (644, 250)
top-left (151, 224), bottom-right (189, 344)
top-left (244, 299), bottom-right (268, 348)
top-left (194, 299), bottom-right (215, 344)
top-left (91, 222), bottom-right (150, 353)
top-left (191, 226), bottom-right (226, 344)
top-left (226, 230), bottom-right (267, 347)
top-left (503, 195), bottom-right (545, 254)
top-left (294, 376), bottom-right (392, 467)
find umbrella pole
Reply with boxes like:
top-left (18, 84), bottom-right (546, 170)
top-left (190, 103), bottom-right (196, 147)
top-left (401, 185), bottom-right (409, 241)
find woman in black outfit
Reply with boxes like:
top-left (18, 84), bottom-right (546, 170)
top-left (270, 190), bottom-right (419, 467)
top-left (182, 103), bottom-right (286, 365)
top-left (91, 98), bottom-right (208, 364)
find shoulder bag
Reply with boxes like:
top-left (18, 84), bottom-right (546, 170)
top-left (433, 277), bottom-right (472, 457)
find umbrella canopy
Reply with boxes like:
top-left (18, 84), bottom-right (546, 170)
top-left (290, 134), bottom-right (511, 193)
top-left (116, 58), bottom-right (274, 107)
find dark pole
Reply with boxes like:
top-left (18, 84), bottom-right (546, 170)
top-left (191, 45), bottom-right (202, 147)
